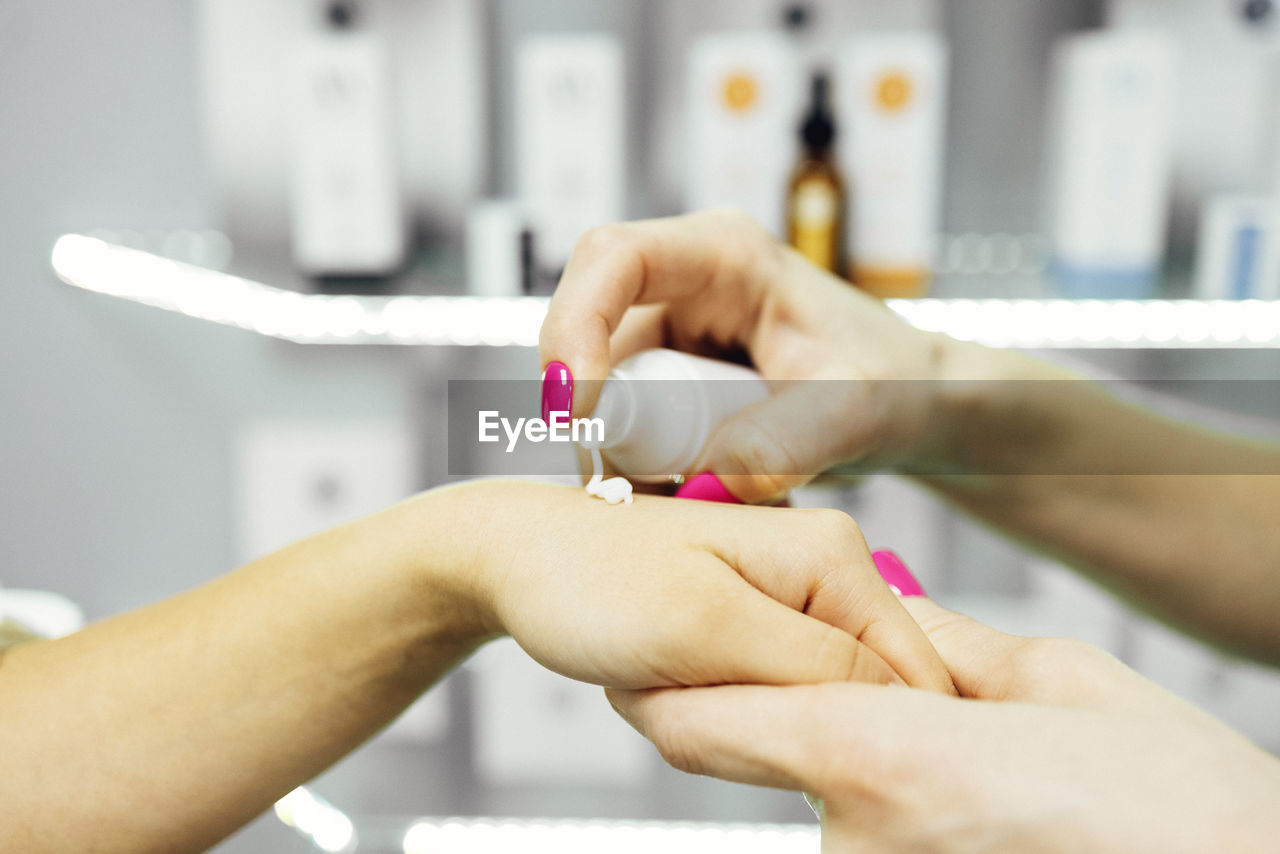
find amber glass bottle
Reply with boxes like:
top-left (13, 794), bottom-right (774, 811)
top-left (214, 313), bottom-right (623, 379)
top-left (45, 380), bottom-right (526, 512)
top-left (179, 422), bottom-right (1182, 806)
top-left (787, 72), bottom-right (846, 275)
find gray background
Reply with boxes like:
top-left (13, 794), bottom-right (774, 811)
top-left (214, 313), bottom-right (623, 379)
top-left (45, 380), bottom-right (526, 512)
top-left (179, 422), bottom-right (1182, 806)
top-left (4, 2), bottom-right (1280, 852)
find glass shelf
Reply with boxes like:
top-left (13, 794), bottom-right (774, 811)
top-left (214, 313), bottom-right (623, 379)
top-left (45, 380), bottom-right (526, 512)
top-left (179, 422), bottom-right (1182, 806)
top-left (273, 786), bottom-right (819, 854)
top-left (52, 234), bottom-right (1280, 349)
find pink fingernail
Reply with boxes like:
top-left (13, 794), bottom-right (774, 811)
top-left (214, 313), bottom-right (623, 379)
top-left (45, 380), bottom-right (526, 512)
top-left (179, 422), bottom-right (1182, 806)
top-left (541, 361), bottom-right (573, 424)
top-left (674, 471), bottom-right (742, 504)
top-left (872, 550), bottom-right (925, 597)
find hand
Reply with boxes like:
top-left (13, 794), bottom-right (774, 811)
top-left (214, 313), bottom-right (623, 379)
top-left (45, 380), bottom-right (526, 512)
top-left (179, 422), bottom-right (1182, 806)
top-left (420, 479), bottom-right (955, 694)
top-left (608, 591), bottom-right (1280, 852)
top-left (538, 210), bottom-right (1004, 503)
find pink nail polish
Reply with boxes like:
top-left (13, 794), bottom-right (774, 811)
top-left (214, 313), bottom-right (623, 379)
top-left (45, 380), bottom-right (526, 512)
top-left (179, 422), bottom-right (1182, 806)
top-left (674, 471), bottom-right (742, 504)
top-left (871, 550), bottom-right (925, 597)
top-left (541, 361), bottom-right (573, 424)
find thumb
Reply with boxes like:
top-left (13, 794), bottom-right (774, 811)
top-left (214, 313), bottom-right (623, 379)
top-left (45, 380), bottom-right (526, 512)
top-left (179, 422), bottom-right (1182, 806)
top-left (895, 595), bottom-right (1033, 702)
top-left (869, 550), bottom-right (1036, 702)
top-left (900, 594), bottom-right (1149, 711)
top-left (690, 381), bottom-right (880, 504)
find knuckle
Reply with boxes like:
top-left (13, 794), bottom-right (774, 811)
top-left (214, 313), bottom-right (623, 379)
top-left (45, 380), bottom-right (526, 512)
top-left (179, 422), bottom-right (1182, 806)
top-left (700, 208), bottom-right (782, 283)
top-left (1005, 637), bottom-right (1113, 700)
top-left (573, 222), bottom-right (636, 260)
top-left (703, 206), bottom-right (763, 234)
top-left (801, 508), bottom-right (866, 554)
top-left (648, 716), bottom-right (709, 777)
top-left (812, 625), bottom-right (863, 682)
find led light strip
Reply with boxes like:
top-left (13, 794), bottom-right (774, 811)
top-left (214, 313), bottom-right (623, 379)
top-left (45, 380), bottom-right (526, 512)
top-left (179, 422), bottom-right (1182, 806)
top-left (399, 814), bottom-right (818, 854)
top-left (51, 235), bottom-right (546, 346)
top-left (272, 784), bottom-right (819, 854)
top-left (888, 298), bottom-right (1280, 348)
top-left (275, 787), bottom-right (357, 853)
top-left (53, 234), bottom-right (1280, 348)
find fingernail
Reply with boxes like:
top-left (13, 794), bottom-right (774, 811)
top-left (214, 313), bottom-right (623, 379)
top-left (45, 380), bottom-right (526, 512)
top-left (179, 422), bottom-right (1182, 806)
top-left (541, 361), bottom-right (573, 424)
top-left (674, 471), bottom-right (742, 504)
top-left (871, 550), bottom-right (925, 597)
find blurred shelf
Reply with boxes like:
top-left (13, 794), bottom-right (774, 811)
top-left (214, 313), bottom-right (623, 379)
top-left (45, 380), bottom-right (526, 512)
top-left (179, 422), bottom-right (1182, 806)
top-left (274, 786), bottom-right (820, 854)
top-left (53, 234), bottom-right (1280, 349)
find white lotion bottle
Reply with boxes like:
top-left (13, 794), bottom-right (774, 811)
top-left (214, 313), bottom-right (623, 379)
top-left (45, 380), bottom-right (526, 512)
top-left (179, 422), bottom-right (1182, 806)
top-left (583, 349), bottom-right (769, 483)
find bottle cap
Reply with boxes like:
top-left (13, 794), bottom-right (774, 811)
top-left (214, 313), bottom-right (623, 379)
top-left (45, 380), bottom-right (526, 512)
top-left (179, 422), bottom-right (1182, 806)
top-left (801, 72), bottom-right (836, 152)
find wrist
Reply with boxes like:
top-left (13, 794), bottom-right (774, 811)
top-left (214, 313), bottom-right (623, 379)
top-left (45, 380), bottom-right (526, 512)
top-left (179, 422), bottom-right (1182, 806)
top-left (379, 483), bottom-right (511, 653)
top-left (905, 337), bottom-right (1066, 475)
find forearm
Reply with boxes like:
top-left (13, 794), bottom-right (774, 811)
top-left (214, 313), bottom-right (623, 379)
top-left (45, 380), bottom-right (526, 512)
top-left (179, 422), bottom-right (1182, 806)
top-left (912, 341), bottom-right (1280, 663)
top-left (0, 488), bottom-right (491, 854)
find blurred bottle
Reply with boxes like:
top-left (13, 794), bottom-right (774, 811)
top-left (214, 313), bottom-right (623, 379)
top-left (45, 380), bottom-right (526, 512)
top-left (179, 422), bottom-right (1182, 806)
top-left (289, 0), bottom-right (405, 280)
top-left (787, 72), bottom-right (846, 274)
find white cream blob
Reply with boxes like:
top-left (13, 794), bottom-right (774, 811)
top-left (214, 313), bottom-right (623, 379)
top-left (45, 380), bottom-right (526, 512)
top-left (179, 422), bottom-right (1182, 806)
top-left (584, 445), bottom-right (633, 505)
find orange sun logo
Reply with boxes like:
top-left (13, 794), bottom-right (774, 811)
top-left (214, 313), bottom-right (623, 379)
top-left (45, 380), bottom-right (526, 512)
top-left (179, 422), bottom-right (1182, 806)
top-left (721, 72), bottom-right (759, 113)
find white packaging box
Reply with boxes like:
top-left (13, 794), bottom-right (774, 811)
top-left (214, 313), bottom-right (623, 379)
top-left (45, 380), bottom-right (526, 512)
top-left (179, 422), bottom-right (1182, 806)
top-left (290, 19), bottom-right (406, 275)
top-left (1044, 31), bottom-right (1176, 297)
top-left (836, 30), bottom-right (947, 284)
top-left (470, 637), bottom-right (651, 786)
top-left (686, 32), bottom-right (801, 237)
top-left (234, 419), bottom-right (416, 562)
top-left (515, 35), bottom-right (626, 271)
top-left (1194, 194), bottom-right (1280, 299)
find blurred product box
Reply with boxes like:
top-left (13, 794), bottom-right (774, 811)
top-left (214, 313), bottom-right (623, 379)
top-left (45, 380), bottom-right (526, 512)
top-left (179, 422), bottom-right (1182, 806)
top-left (516, 34), bottom-right (626, 273)
top-left (1044, 31), bottom-right (1176, 298)
top-left (837, 30), bottom-right (948, 298)
top-left (686, 32), bottom-right (801, 237)
top-left (470, 638), bottom-right (650, 786)
top-left (1194, 195), bottom-right (1280, 299)
top-left (289, 1), bottom-right (406, 276)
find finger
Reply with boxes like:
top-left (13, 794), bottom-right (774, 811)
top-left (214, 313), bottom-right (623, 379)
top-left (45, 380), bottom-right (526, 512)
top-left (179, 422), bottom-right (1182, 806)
top-left (669, 569), bottom-right (905, 688)
top-left (538, 210), bottom-right (775, 417)
top-left (712, 507), bottom-right (956, 694)
top-left (608, 305), bottom-right (668, 364)
top-left (812, 561), bottom-right (958, 697)
top-left (690, 381), bottom-right (881, 504)
top-left (897, 595), bottom-right (1141, 710)
top-left (896, 596), bottom-right (1029, 701)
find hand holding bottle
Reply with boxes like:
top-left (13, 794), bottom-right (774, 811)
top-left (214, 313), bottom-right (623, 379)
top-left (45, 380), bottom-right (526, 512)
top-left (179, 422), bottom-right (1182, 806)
top-left (539, 209), bottom-right (997, 503)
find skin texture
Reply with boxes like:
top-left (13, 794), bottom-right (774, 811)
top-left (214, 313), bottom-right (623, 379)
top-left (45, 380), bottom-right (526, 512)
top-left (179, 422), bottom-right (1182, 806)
top-left (539, 209), bottom-right (1280, 665)
top-left (608, 596), bottom-right (1280, 854)
top-left (0, 479), bottom-right (950, 853)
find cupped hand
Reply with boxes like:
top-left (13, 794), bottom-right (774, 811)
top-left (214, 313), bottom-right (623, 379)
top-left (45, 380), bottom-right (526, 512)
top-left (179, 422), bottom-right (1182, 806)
top-left (431, 479), bottom-right (955, 694)
top-left (608, 595), bottom-right (1280, 852)
top-left (538, 210), bottom-right (966, 503)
